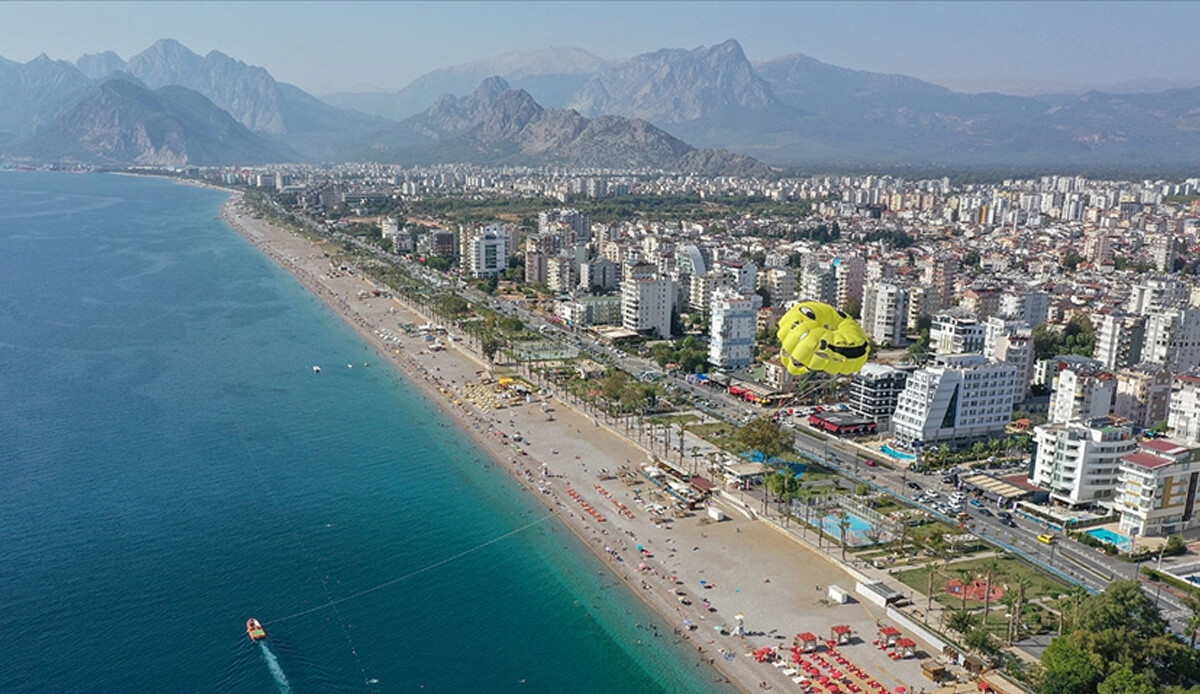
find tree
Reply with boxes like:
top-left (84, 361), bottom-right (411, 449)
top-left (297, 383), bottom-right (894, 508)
top-left (1185, 594), bottom-right (1200, 648)
top-left (1097, 667), bottom-right (1156, 694)
top-left (981, 557), bottom-right (1000, 627)
top-left (842, 294), bottom-right (862, 320)
top-left (1041, 637), bottom-right (1104, 694)
top-left (956, 568), bottom-right (974, 611)
top-left (964, 626), bottom-right (999, 656)
top-left (480, 335), bottom-right (502, 362)
top-left (947, 608), bottom-right (980, 635)
top-left (737, 416), bottom-right (792, 460)
top-left (838, 513), bottom-right (852, 561)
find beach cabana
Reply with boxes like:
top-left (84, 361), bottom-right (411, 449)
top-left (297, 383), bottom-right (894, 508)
top-left (894, 637), bottom-right (917, 658)
top-left (877, 625), bottom-right (901, 647)
top-left (795, 632), bottom-right (820, 652)
top-left (831, 625), bottom-right (852, 645)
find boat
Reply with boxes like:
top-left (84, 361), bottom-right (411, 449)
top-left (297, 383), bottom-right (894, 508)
top-left (312, 365), bottom-right (321, 373)
top-left (247, 618), bottom-right (266, 641)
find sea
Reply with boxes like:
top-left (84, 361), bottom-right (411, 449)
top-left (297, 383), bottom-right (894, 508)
top-left (0, 171), bottom-right (732, 694)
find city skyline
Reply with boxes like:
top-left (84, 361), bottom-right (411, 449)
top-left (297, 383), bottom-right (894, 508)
top-left (3, 1), bottom-right (1199, 96)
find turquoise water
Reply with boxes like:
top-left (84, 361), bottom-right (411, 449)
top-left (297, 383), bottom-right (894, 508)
top-left (1086, 527), bottom-right (1133, 552)
top-left (879, 445), bottom-right (915, 461)
top-left (0, 172), bottom-right (729, 694)
top-left (808, 511), bottom-right (880, 546)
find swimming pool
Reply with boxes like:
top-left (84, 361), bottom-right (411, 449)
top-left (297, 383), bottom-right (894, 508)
top-left (880, 445), bottom-right (915, 461)
top-left (813, 510), bottom-right (886, 546)
top-left (1086, 527), bottom-right (1133, 552)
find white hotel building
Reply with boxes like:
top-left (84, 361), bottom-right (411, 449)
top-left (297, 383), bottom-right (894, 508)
top-left (891, 354), bottom-right (1020, 450)
top-left (1030, 417), bottom-right (1136, 508)
top-left (707, 288), bottom-right (762, 369)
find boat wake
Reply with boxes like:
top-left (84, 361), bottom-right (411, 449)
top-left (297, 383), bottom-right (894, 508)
top-left (259, 643), bottom-right (293, 694)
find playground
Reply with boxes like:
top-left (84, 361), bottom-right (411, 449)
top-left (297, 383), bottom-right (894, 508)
top-left (942, 577), bottom-right (1004, 602)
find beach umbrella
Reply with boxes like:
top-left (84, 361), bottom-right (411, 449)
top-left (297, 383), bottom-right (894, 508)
top-left (895, 688), bottom-right (906, 693)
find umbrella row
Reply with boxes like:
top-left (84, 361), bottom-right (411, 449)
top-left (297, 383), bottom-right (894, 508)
top-left (594, 483), bottom-right (636, 520)
top-left (565, 487), bottom-right (607, 522)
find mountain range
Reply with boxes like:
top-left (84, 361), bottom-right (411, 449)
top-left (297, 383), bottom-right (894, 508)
top-left (5, 37), bottom-right (1200, 173)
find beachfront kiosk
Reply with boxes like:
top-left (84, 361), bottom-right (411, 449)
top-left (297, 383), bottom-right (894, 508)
top-left (877, 625), bottom-right (901, 648)
top-left (830, 624), bottom-right (852, 645)
top-left (893, 637), bottom-right (917, 659)
top-left (794, 631), bottom-right (820, 653)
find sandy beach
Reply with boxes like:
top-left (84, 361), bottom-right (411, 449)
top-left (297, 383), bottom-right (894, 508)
top-left (219, 191), bottom-right (948, 694)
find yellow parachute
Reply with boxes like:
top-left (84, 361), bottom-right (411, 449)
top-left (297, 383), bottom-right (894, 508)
top-left (777, 301), bottom-right (870, 376)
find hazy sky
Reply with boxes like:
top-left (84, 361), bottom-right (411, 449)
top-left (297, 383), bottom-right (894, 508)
top-left (3, 1), bottom-right (1198, 95)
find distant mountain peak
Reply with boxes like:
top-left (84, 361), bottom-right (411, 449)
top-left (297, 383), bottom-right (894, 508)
top-left (361, 77), bottom-right (771, 175)
top-left (472, 75), bottom-right (512, 103)
top-left (8, 77), bottom-right (290, 166)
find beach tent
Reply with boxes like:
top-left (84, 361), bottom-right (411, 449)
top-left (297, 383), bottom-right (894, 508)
top-left (831, 625), bottom-right (852, 644)
top-left (878, 625), bottom-right (901, 647)
top-left (894, 637), bottom-right (917, 658)
top-left (795, 632), bottom-right (820, 652)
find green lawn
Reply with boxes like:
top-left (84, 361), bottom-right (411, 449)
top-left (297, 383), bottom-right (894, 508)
top-left (893, 555), bottom-right (1071, 609)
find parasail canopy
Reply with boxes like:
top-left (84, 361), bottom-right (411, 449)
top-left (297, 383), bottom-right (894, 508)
top-left (777, 301), bottom-right (870, 376)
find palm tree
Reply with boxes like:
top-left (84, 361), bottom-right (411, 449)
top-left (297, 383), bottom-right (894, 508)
top-left (838, 513), bottom-right (852, 561)
top-left (956, 567), bottom-right (974, 612)
top-left (1063, 584), bottom-right (1088, 632)
top-left (1011, 574), bottom-right (1032, 644)
top-left (926, 559), bottom-right (944, 621)
top-left (980, 557), bottom-right (1001, 627)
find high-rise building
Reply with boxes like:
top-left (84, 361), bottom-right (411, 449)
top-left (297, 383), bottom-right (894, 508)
top-left (1143, 308), bottom-right (1200, 372)
top-left (930, 310), bottom-right (985, 355)
top-left (861, 281), bottom-right (909, 347)
top-left (1169, 374), bottom-right (1200, 446)
top-left (998, 290), bottom-right (1050, 327)
top-left (799, 263), bottom-right (838, 306)
top-left (1030, 418), bottom-right (1136, 508)
top-left (621, 262), bottom-right (674, 338)
top-left (1048, 368), bottom-right (1115, 424)
top-left (1113, 365), bottom-right (1173, 429)
top-left (707, 288), bottom-right (763, 369)
top-left (835, 257), bottom-right (865, 310)
top-left (1128, 277), bottom-right (1188, 315)
top-left (1117, 439), bottom-right (1200, 537)
top-left (1149, 233), bottom-right (1177, 273)
top-left (848, 363), bottom-right (912, 426)
top-left (466, 226), bottom-right (509, 278)
top-left (891, 354), bottom-right (1020, 449)
top-left (538, 208), bottom-right (592, 244)
top-left (1094, 314), bottom-right (1146, 370)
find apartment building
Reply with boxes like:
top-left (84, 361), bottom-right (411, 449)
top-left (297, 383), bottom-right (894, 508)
top-left (1030, 417), bottom-right (1136, 508)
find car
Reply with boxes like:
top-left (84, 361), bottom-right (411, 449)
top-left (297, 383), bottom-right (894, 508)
top-left (941, 476), bottom-right (955, 484)
top-left (1002, 517), bottom-right (1017, 527)
top-left (977, 508), bottom-right (993, 517)
top-left (1037, 533), bottom-right (1056, 544)
top-left (907, 482), bottom-right (922, 491)
top-left (969, 498), bottom-right (983, 507)
top-left (998, 511), bottom-right (1012, 520)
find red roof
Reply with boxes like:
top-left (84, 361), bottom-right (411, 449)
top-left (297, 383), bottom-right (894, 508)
top-left (831, 625), bottom-right (851, 633)
top-left (1122, 451), bottom-right (1175, 470)
top-left (895, 638), bottom-right (917, 648)
top-left (797, 632), bottom-right (819, 641)
top-left (1141, 439), bottom-right (1190, 458)
top-left (879, 626), bottom-right (901, 636)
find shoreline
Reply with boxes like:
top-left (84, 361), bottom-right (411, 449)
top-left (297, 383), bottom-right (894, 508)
top-left (215, 190), bottom-right (942, 694)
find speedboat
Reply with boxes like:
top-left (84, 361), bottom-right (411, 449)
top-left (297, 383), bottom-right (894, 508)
top-left (247, 618), bottom-right (266, 641)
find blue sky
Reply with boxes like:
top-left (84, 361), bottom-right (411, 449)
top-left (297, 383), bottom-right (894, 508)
top-left (3, 2), bottom-right (1198, 95)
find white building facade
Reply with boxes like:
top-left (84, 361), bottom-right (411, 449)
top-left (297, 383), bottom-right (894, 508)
top-left (891, 354), bottom-right (1020, 449)
top-left (707, 288), bottom-right (764, 369)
